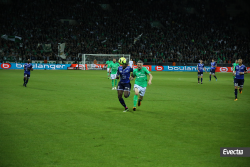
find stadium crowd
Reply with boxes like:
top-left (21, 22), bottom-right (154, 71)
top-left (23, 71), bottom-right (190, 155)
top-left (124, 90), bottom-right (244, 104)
top-left (0, 0), bottom-right (249, 64)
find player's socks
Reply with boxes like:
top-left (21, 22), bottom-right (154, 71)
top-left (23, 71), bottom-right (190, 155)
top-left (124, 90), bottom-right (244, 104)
top-left (201, 78), bottom-right (203, 83)
top-left (214, 76), bottom-right (217, 79)
top-left (115, 79), bottom-right (117, 87)
top-left (25, 78), bottom-right (29, 85)
top-left (23, 78), bottom-right (26, 86)
top-left (209, 75), bottom-right (211, 81)
top-left (133, 95), bottom-right (138, 107)
top-left (198, 78), bottom-right (200, 83)
top-left (112, 80), bottom-right (114, 87)
top-left (119, 98), bottom-right (127, 108)
top-left (239, 89), bottom-right (242, 94)
top-left (138, 99), bottom-right (141, 106)
top-left (235, 89), bottom-right (238, 99)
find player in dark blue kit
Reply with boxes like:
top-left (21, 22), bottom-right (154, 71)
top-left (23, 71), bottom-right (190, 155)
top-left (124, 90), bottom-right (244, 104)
top-left (209, 59), bottom-right (217, 81)
top-left (233, 59), bottom-right (247, 101)
top-left (116, 61), bottom-right (133, 112)
top-left (23, 59), bottom-right (33, 87)
top-left (197, 60), bottom-right (207, 84)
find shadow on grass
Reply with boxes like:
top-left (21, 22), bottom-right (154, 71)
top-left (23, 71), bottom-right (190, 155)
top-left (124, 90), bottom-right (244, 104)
top-left (106, 107), bottom-right (134, 113)
top-left (23, 86), bottom-right (55, 91)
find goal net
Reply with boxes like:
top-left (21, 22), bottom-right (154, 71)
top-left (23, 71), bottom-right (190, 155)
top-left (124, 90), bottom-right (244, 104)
top-left (80, 54), bottom-right (130, 70)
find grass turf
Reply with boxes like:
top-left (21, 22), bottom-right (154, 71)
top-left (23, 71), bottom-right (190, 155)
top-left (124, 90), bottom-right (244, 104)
top-left (0, 70), bottom-right (249, 167)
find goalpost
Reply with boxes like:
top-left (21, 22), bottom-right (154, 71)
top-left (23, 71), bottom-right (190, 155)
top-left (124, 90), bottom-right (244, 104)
top-left (80, 54), bottom-right (130, 70)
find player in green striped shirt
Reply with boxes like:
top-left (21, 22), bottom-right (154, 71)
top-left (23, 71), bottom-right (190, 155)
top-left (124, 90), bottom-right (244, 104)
top-left (105, 58), bottom-right (112, 79)
top-left (108, 59), bottom-right (120, 90)
top-left (232, 60), bottom-right (239, 80)
top-left (131, 60), bottom-right (153, 111)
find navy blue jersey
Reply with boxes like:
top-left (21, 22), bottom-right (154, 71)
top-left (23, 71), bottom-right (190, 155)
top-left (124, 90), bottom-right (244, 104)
top-left (211, 62), bottom-right (216, 70)
top-left (117, 66), bottom-right (133, 84)
top-left (24, 63), bottom-right (33, 75)
top-left (197, 63), bottom-right (204, 72)
top-left (235, 64), bottom-right (247, 80)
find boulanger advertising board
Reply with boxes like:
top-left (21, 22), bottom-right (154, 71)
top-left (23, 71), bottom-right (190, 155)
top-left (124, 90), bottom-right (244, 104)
top-left (0, 63), bottom-right (70, 70)
top-left (1, 63), bottom-right (249, 72)
top-left (151, 66), bottom-right (211, 72)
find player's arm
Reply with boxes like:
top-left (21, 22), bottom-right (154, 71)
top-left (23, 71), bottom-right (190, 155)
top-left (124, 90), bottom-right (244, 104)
top-left (243, 67), bottom-right (248, 74)
top-left (203, 67), bottom-right (207, 73)
top-left (214, 63), bottom-right (217, 68)
top-left (30, 65), bottom-right (33, 71)
top-left (197, 65), bottom-right (200, 72)
top-left (148, 73), bottom-right (153, 85)
top-left (145, 69), bottom-right (152, 85)
top-left (129, 72), bottom-right (135, 80)
top-left (116, 68), bottom-right (120, 79)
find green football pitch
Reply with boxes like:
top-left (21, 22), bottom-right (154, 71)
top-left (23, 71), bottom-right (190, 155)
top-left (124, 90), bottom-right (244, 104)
top-left (0, 70), bottom-right (249, 167)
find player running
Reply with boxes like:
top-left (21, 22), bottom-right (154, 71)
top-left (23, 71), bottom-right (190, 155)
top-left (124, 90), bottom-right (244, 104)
top-left (23, 59), bottom-right (33, 87)
top-left (233, 59), bottom-right (247, 101)
top-left (209, 59), bottom-right (217, 81)
top-left (232, 59), bottom-right (239, 81)
top-left (116, 60), bottom-right (133, 112)
top-left (105, 58), bottom-right (112, 79)
top-left (197, 60), bottom-right (207, 84)
top-left (108, 58), bottom-right (120, 90)
top-left (130, 60), bottom-right (152, 111)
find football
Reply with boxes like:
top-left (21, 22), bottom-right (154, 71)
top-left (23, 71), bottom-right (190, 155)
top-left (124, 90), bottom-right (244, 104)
top-left (119, 57), bottom-right (127, 65)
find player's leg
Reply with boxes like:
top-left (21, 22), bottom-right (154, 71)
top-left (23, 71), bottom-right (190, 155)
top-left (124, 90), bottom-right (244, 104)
top-left (110, 74), bottom-right (114, 89)
top-left (23, 74), bottom-right (27, 86)
top-left (138, 87), bottom-right (146, 107)
top-left (25, 75), bottom-right (30, 86)
top-left (200, 73), bottom-right (203, 84)
top-left (133, 86), bottom-right (139, 111)
top-left (234, 79), bottom-right (238, 101)
top-left (111, 79), bottom-right (114, 89)
top-left (107, 68), bottom-right (110, 79)
top-left (209, 70), bottom-right (212, 81)
top-left (239, 79), bottom-right (244, 94)
top-left (123, 83), bottom-right (131, 98)
top-left (198, 73), bottom-right (200, 84)
top-left (213, 70), bottom-right (217, 81)
top-left (117, 83), bottom-right (128, 112)
top-left (115, 79), bottom-right (117, 89)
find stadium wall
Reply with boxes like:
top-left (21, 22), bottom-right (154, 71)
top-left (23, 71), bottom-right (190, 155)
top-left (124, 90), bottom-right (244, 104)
top-left (1, 63), bottom-right (250, 73)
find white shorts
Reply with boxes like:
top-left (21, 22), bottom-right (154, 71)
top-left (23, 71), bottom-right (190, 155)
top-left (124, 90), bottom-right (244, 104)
top-left (134, 84), bottom-right (146, 97)
top-left (107, 68), bottom-right (110, 72)
top-left (110, 74), bottom-right (117, 80)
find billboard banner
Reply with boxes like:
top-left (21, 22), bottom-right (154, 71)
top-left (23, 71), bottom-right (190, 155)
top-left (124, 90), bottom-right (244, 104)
top-left (215, 67), bottom-right (233, 73)
top-left (151, 66), bottom-right (211, 72)
top-left (0, 63), bottom-right (70, 70)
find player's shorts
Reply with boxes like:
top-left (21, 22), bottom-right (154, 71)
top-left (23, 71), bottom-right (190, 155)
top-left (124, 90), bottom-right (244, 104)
top-left (24, 73), bottom-right (30, 78)
top-left (234, 79), bottom-right (244, 88)
top-left (107, 68), bottom-right (110, 72)
top-left (117, 82), bottom-right (131, 92)
top-left (210, 69), bottom-right (215, 75)
top-left (133, 84), bottom-right (146, 97)
top-left (110, 74), bottom-right (117, 80)
top-left (197, 72), bottom-right (203, 76)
